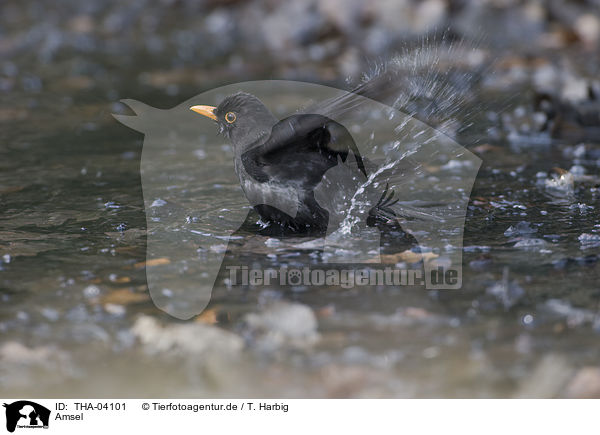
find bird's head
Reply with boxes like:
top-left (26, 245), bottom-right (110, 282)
top-left (190, 92), bottom-right (276, 150)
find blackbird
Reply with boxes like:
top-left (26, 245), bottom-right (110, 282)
top-left (190, 93), bottom-right (378, 235)
top-left (189, 58), bottom-right (462, 240)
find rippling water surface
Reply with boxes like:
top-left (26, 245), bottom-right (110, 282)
top-left (1, 70), bottom-right (599, 398)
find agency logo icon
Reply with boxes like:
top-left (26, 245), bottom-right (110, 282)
top-left (3, 401), bottom-right (50, 433)
top-left (115, 80), bottom-right (480, 320)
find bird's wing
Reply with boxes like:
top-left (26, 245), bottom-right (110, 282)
top-left (241, 114), bottom-right (366, 181)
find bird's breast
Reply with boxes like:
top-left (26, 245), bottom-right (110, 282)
top-left (235, 158), bottom-right (300, 218)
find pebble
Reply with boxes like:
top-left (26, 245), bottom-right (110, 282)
top-left (543, 299), bottom-right (596, 327)
top-left (242, 301), bottom-right (319, 351)
top-left (104, 303), bottom-right (126, 316)
top-left (514, 355), bottom-right (572, 398)
top-left (514, 238), bottom-right (547, 248)
top-left (575, 14), bottom-right (600, 47)
top-left (83, 285), bottom-right (101, 299)
top-left (41, 308), bottom-right (60, 322)
top-left (132, 315), bottom-right (244, 356)
top-left (564, 367), bottom-right (600, 398)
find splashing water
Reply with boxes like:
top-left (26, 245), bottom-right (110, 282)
top-left (338, 146), bottom-right (421, 235)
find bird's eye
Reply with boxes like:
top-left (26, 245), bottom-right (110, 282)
top-left (225, 112), bottom-right (236, 123)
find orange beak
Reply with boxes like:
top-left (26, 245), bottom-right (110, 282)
top-left (190, 105), bottom-right (217, 121)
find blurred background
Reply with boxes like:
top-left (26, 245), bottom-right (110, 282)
top-left (2, 0), bottom-right (599, 106)
top-left (1, 0), bottom-right (600, 398)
